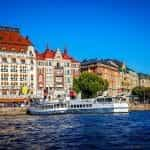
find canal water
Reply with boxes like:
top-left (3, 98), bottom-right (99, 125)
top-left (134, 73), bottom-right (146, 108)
top-left (0, 111), bottom-right (150, 150)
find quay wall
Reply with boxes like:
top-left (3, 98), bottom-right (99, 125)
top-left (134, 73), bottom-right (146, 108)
top-left (0, 107), bottom-right (28, 115)
top-left (129, 103), bottom-right (150, 111)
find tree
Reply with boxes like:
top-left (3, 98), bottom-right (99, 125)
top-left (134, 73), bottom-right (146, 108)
top-left (73, 78), bottom-right (80, 94)
top-left (73, 72), bottom-right (109, 99)
top-left (132, 86), bottom-right (150, 103)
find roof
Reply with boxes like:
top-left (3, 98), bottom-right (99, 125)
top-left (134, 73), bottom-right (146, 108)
top-left (0, 26), bottom-right (32, 52)
top-left (44, 49), bottom-right (55, 59)
top-left (36, 48), bottom-right (79, 63)
top-left (138, 73), bottom-right (150, 79)
top-left (81, 58), bottom-right (136, 72)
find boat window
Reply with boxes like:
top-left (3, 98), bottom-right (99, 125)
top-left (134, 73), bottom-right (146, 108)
top-left (80, 104), bottom-right (82, 108)
top-left (105, 98), bottom-right (112, 102)
top-left (77, 105), bottom-right (79, 108)
top-left (49, 105), bottom-right (53, 109)
top-left (57, 104), bottom-right (59, 108)
top-left (97, 98), bottom-right (104, 102)
top-left (83, 104), bottom-right (85, 108)
top-left (61, 104), bottom-right (64, 108)
top-left (74, 105), bottom-right (76, 108)
top-left (86, 104), bottom-right (89, 107)
top-left (54, 104), bottom-right (57, 108)
top-left (71, 105), bottom-right (74, 108)
top-left (89, 104), bottom-right (92, 107)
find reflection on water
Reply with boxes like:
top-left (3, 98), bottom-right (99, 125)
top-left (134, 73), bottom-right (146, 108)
top-left (0, 112), bottom-right (150, 149)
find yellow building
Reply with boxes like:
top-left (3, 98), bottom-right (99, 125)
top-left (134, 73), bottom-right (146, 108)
top-left (81, 59), bottom-right (121, 96)
top-left (139, 73), bottom-right (150, 87)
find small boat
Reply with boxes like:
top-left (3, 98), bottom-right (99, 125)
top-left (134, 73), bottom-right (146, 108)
top-left (28, 96), bottom-right (128, 115)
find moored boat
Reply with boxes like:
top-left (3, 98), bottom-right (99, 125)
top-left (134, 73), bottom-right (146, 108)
top-left (28, 96), bottom-right (128, 115)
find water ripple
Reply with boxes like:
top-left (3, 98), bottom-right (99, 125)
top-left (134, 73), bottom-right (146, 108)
top-left (0, 112), bottom-right (150, 149)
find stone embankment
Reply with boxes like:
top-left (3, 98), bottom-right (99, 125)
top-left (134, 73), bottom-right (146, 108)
top-left (129, 103), bottom-right (150, 111)
top-left (0, 107), bottom-right (28, 115)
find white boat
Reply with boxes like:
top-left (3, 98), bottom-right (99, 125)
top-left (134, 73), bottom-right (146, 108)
top-left (28, 96), bottom-right (128, 115)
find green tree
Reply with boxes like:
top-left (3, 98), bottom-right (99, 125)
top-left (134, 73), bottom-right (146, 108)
top-left (73, 78), bottom-right (80, 94)
top-left (73, 72), bottom-right (109, 99)
top-left (132, 86), bottom-right (150, 103)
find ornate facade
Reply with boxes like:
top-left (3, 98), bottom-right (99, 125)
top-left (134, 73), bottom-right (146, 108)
top-left (36, 48), bottom-right (80, 99)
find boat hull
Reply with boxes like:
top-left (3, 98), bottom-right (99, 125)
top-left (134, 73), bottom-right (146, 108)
top-left (28, 98), bottom-right (129, 115)
top-left (28, 107), bottom-right (128, 115)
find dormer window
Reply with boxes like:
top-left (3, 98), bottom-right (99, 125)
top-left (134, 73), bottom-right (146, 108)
top-left (56, 56), bottom-right (60, 59)
top-left (2, 57), bottom-right (7, 63)
top-left (21, 59), bottom-right (25, 64)
top-left (12, 58), bottom-right (16, 63)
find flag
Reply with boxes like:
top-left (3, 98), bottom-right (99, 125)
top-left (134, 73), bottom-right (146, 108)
top-left (21, 86), bottom-right (29, 95)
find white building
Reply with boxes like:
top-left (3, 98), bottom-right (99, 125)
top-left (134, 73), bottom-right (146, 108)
top-left (0, 26), bottom-right (37, 98)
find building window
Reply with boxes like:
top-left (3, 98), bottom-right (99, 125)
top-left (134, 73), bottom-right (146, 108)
top-left (31, 75), bottom-right (33, 81)
top-left (11, 74), bottom-right (18, 81)
top-left (65, 62), bottom-right (70, 67)
top-left (56, 62), bottom-right (60, 68)
top-left (12, 58), bottom-right (16, 63)
top-left (31, 60), bottom-right (34, 65)
top-left (20, 66), bottom-right (26, 73)
top-left (2, 57), bottom-right (7, 63)
top-left (48, 61), bottom-right (51, 66)
top-left (1, 65), bottom-right (8, 72)
top-left (2, 89), bottom-right (7, 95)
top-left (1, 74), bottom-right (8, 81)
top-left (67, 78), bottom-right (70, 83)
top-left (11, 65), bottom-right (17, 72)
top-left (66, 70), bottom-right (70, 75)
top-left (21, 59), bottom-right (25, 64)
top-left (29, 51), bottom-right (33, 57)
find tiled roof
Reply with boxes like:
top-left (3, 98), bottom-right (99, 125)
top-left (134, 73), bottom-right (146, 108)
top-left (36, 48), bottom-right (79, 63)
top-left (44, 49), bottom-right (55, 59)
top-left (0, 26), bottom-right (32, 52)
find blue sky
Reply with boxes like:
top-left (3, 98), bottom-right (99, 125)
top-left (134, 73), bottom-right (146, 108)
top-left (0, 0), bottom-right (150, 74)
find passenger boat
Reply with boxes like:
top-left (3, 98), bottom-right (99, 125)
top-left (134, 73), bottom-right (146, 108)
top-left (28, 96), bottom-right (129, 115)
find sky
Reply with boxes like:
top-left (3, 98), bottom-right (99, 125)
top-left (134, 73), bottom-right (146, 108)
top-left (0, 0), bottom-right (150, 74)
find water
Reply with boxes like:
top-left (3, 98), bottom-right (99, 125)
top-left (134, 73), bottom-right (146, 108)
top-left (0, 111), bottom-right (150, 150)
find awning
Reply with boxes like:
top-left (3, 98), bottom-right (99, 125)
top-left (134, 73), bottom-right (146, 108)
top-left (0, 98), bottom-right (29, 103)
